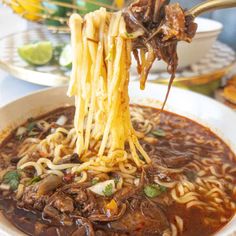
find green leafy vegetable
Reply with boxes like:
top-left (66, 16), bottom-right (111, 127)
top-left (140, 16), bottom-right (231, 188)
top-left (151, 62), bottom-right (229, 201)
top-left (91, 178), bottom-right (99, 186)
top-left (185, 170), bottom-right (197, 182)
top-left (3, 171), bottom-right (21, 190)
top-left (28, 131), bottom-right (39, 137)
top-left (27, 121), bottom-right (36, 132)
top-left (103, 183), bottom-right (113, 197)
top-left (151, 128), bottom-right (166, 137)
top-left (125, 32), bottom-right (134, 38)
top-left (27, 176), bottom-right (41, 186)
top-left (144, 184), bottom-right (166, 198)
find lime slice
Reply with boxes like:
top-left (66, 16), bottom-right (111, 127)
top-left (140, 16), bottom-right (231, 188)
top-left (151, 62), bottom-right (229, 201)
top-left (59, 44), bottom-right (72, 69)
top-left (18, 41), bottom-right (53, 66)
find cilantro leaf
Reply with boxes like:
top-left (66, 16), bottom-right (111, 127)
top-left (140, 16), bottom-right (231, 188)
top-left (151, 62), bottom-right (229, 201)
top-left (103, 183), bottom-right (113, 197)
top-left (144, 184), bottom-right (166, 198)
top-left (151, 128), bottom-right (166, 137)
top-left (91, 178), bottom-right (99, 186)
top-left (3, 171), bottom-right (21, 190)
top-left (27, 176), bottom-right (41, 186)
top-left (27, 121), bottom-right (36, 132)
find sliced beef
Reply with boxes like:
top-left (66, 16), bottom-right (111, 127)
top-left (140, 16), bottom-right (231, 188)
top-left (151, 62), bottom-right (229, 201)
top-left (89, 203), bottom-right (126, 222)
top-left (109, 200), bottom-right (170, 235)
top-left (163, 155), bottom-right (192, 168)
top-left (114, 186), bottom-right (139, 202)
top-left (72, 218), bottom-right (94, 236)
top-left (43, 204), bottom-right (73, 226)
top-left (18, 175), bottom-right (62, 211)
top-left (50, 192), bottom-right (74, 213)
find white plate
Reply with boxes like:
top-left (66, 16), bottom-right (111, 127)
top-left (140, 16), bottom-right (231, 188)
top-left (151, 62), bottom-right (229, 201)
top-left (0, 82), bottom-right (235, 236)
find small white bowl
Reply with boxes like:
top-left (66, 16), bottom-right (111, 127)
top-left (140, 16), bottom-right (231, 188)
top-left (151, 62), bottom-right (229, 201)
top-left (131, 17), bottom-right (223, 72)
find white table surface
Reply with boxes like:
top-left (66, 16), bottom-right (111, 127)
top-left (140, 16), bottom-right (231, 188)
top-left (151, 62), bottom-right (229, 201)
top-left (0, 5), bottom-right (46, 108)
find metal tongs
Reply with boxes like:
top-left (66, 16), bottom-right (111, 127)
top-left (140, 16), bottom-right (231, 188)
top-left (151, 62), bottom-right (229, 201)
top-left (186, 0), bottom-right (236, 19)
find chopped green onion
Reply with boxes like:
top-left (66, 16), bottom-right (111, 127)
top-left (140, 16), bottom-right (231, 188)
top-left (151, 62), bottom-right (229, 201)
top-left (103, 183), bottom-right (113, 197)
top-left (28, 131), bottom-right (39, 137)
top-left (27, 176), bottom-right (41, 186)
top-left (91, 178), bottom-right (99, 186)
top-left (151, 128), bottom-right (166, 137)
top-left (125, 32), bottom-right (134, 38)
top-left (27, 121), bottom-right (36, 132)
top-left (3, 170), bottom-right (21, 190)
top-left (144, 184), bottom-right (166, 198)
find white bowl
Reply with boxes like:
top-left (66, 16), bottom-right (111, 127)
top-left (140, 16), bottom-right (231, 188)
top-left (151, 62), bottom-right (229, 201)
top-left (0, 82), bottom-right (235, 236)
top-left (131, 17), bottom-right (223, 72)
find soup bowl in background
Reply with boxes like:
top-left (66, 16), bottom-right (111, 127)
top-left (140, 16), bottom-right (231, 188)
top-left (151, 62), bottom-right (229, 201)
top-left (0, 82), bottom-right (235, 236)
top-left (131, 17), bottom-right (223, 72)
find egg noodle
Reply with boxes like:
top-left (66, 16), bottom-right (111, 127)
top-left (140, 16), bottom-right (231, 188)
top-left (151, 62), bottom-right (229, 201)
top-left (67, 8), bottom-right (151, 173)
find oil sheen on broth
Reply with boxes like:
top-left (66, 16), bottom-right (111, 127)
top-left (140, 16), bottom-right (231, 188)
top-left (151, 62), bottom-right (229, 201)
top-left (0, 105), bottom-right (235, 236)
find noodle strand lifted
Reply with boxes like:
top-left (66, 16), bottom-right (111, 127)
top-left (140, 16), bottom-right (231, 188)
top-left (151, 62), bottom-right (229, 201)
top-left (67, 8), bottom-right (150, 173)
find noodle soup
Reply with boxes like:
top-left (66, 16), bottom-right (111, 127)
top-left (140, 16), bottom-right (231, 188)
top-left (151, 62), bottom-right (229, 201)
top-left (0, 105), bottom-right (235, 236)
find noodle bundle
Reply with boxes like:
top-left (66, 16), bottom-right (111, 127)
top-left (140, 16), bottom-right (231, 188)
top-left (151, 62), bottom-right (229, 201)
top-left (67, 8), bottom-right (150, 173)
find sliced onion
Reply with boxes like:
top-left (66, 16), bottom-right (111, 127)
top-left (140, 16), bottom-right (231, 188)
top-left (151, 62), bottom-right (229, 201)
top-left (0, 183), bottom-right (11, 191)
top-left (134, 178), bottom-right (140, 186)
top-left (56, 115), bottom-right (68, 126)
top-left (16, 127), bottom-right (27, 136)
top-left (88, 179), bottom-right (116, 196)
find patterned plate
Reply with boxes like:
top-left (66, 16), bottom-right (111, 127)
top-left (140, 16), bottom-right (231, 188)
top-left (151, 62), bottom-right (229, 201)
top-left (0, 28), bottom-right (70, 86)
top-left (0, 28), bottom-right (235, 87)
top-left (132, 41), bottom-right (236, 83)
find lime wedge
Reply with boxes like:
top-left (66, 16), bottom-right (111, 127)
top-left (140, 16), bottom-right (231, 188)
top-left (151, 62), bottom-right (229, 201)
top-left (59, 44), bottom-right (72, 69)
top-left (18, 41), bottom-right (53, 66)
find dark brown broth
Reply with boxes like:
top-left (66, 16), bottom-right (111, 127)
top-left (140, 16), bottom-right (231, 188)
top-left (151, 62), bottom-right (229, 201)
top-left (0, 105), bottom-right (235, 236)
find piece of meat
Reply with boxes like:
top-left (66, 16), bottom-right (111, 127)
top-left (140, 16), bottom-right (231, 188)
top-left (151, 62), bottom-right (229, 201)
top-left (88, 203), bottom-right (126, 222)
top-left (43, 205), bottom-right (73, 226)
top-left (123, 0), bottom-right (197, 104)
top-left (18, 175), bottom-right (62, 211)
top-left (62, 183), bottom-right (98, 217)
top-left (49, 192), bottom-right (74, 213)
top-left (114, 186), bottom-right (139, 202)
top-left (109, 200), bottom-right (170, 235)
top-left (72, 218), bottom-right (95, 236)
top-left (163, 155), bottom-right (192, 168)
top-left (18, 185), bottom-right (49, 211)
top-left (37, 175), bottom-right (62, 196)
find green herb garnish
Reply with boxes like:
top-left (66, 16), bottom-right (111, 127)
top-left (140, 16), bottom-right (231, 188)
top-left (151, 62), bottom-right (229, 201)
top-left (28, 131), bottom-right (39, 137)
top-left (125, 32), bottom-right (134, 38)
top-left (27, 176), bottom-right (41, 186)
top-left (103, 183), bottom-right (113, 197)
top-left (27, 121), bottom-right (36, 132)
top-left (3, 170), bottom-right (21, 190)
top-left (114, 178), bottom-right (119, 184)
top-left (91, 178), bottom-right (99, 186)
top-left (144, 184), bottom-right (166, 198)
top-left (151, 128), bottom-right (166, 137)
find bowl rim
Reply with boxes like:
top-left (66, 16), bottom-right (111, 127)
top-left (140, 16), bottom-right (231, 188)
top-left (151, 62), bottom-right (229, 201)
top-left (0, 83), bottom-right (236, 236)
top-left (195, 17), bottom-right (223, 34)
